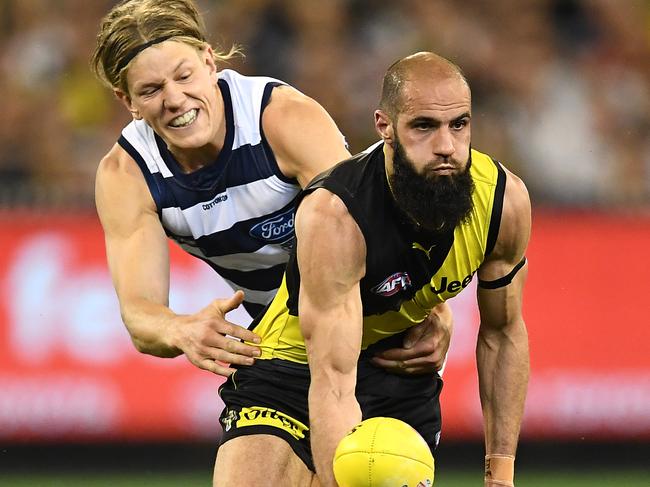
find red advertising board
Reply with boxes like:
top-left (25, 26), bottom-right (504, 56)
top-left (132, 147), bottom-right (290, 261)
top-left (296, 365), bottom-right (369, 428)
top-left (0, 210), bottom-right (649, 442)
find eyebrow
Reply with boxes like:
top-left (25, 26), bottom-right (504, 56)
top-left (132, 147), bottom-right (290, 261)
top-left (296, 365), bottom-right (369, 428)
top-left (408, 112), bottom-right (471, 125)
top-left (453, 112), bottom-right (472, 122)
top-left (133, 59), bottom-right (191, 91)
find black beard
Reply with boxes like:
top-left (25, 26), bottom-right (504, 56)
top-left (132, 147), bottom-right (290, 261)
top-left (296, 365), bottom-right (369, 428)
top-left (389, 136), bottom-right (474, 233)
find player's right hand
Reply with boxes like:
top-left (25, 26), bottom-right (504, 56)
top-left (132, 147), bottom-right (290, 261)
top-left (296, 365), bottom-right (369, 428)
top-left (172, 290), bottom-right (261, 377)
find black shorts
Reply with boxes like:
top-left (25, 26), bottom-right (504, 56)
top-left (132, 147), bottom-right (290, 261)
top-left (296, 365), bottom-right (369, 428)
top-left (218, 358), bottom-right (443, 472)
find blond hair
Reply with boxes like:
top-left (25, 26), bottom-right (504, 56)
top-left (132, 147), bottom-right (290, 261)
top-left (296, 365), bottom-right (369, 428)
top-left (91, 0), bottom-right (242, 94)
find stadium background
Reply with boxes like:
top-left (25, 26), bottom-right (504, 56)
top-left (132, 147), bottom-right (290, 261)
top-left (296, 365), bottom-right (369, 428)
top-left (0, 0), bottom-right (649, 485)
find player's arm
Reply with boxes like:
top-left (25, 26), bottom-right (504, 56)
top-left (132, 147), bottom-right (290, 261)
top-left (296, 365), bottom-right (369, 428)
top-left (476, 169), bottom-right (531, 487)
top-left (297, 189), bottom-right (366, 487)
top-left (95, 145), bottom-right (260, 376)
top-left (262, 85), bottom-right (351, 187)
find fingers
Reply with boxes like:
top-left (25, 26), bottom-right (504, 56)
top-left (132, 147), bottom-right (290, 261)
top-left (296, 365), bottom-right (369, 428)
top-left (195, 330), bottom-right (261, 362)
top-left (207, 347), bottom-right (255, 366)
top-left (223, 290), bottom-right (246, 311)
top-left (374, 347), bottom-right (422, 362)
top-left (206, 290), bottom-right (246, 314)
top-left (371, 339), bottom-right (444, 374)
top-left (212, 334), bottom-right (261, 359)
top-left (201, 293), bottom-right (261, 344)
top-left (372, 308), bottom-right (453, 375)
top-left (370, 355), bottom-right (440, 375)
top-left (224, 322), bottom-right (261, 345)
top-left (374, 337), bottom-right (437, 361)
top-left (403, 320), bottom-right (428, 349)
top-left (187, 336), bottom-right (260, 376)
top-left (181, 291), bottom-right (265, 377)
top-left (196, 358), bottom-right (237, 377)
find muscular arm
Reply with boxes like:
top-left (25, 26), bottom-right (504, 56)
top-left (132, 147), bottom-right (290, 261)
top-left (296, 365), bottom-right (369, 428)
top-left (96, 145), bottom-right (260, 375)
top-left (297, 189), bottom-right (366, 487)
top-left (262, 85), bottom-right (351, 187)
top-left (476, 169), bottom-right (531, 486)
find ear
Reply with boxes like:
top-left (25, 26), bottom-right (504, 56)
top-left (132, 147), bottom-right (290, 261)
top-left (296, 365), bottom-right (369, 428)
top-left (115, 89), bottom-right (142, 120)
top-left (202, 45), bottom-right (218, 80)
top-left (374, 109), bottom-right (395, 147)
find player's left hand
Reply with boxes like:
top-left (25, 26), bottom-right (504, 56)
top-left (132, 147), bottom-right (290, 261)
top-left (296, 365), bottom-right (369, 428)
top-left (371, 302), bottom-right (453, 375)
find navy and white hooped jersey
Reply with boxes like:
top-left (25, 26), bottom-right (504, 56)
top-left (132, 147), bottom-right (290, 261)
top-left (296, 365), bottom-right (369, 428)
top-left (117, 69), bottom-right (300, 317)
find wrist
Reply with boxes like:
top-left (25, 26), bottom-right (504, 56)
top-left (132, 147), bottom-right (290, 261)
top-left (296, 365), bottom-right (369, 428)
top-left (160, 312), bottom-right (185, 354)
top-left (484, 454), bottom-right (514, 486)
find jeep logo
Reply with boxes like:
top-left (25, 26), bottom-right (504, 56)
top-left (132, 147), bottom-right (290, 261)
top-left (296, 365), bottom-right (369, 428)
top-left (249, 208), bottom-right (295, 243)
top-left (431, 273), bottom-right (474, 294)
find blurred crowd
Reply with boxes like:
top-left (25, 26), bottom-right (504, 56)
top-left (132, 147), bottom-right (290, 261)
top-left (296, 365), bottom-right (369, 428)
top-left (1, 0), bottom-right (649, 209)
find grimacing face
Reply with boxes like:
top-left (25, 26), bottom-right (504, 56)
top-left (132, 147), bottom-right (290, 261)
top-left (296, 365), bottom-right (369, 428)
top-left (117, 40), bottom-right (223, 162)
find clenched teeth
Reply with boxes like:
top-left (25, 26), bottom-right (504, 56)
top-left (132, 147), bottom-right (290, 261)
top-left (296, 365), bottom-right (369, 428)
top-left (170, 109), bottom-right (198, 127)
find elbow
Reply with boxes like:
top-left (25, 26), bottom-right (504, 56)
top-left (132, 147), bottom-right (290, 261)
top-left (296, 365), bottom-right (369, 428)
top-left (120, 306), bottom-right (179, 358)
top-left (124, 325), bottom-right (151, 354)
top-left (129, 335), bottom-right (148, 354)
top-left (119, 307), bottom-right (146, 353)
top-left (129, 334), bottom-right (180, 358)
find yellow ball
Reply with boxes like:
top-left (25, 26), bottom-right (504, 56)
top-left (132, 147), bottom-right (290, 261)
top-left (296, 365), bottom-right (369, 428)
top-left (333, 417), bottom-right (435, 487)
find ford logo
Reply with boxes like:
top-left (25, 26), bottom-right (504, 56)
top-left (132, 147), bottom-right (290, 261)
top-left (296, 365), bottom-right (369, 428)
top-left (249, 208), bottom-right (295, 243)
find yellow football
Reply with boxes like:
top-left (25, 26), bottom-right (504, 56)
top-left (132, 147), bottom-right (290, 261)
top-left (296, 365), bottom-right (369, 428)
top-left (333, 417), bottom-right (434, 487)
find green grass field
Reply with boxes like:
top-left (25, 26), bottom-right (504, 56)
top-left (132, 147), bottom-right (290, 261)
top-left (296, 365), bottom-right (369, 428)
top-left (1, 469), bottom-right (648, 486)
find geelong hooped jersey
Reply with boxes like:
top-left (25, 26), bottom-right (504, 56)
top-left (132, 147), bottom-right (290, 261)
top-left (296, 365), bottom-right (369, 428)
top-left (251, 142), bottom-right (506, 363)
top-left (117, 69), bottom-right (300, 317)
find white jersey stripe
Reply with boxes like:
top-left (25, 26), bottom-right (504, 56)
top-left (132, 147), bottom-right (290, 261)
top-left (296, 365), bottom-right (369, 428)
top-left (180, 243), bottom-right (289, 271)
top-left (161, 175), bottom-right (297, 238)
top-left (122, 121), bottom-right (173, 178)
top-left (221, 280), bottom-right (278, 305)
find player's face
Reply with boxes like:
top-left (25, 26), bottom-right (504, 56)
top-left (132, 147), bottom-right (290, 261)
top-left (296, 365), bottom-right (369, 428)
top-left (382, 76), bottom-right (474, 232)
top-left (392, 75), bottom-right (471, 178)
top-left (120, 41), bottom-right (222, 158)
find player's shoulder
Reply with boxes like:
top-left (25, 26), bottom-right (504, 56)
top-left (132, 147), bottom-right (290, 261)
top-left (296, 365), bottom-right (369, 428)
top-left (96, 143), bottom-right (149, 196)
top-left (298, 187), bottom-right (362, 246)
top-left (265, 84), bottom-right (325, 124)
top-left (219, 68), bottom-right (284, 90)
top-left (97, 143), bottom-right (142, 177)
top-left (262, 84), bottom-right (330, 154)
top-left (297, 188), bottom-right (366, 272)
top-left (502, 166), bottom-right (530, 220)
top-left (95, 143), bottom-right (157, 222)
top-left (262, 82), bottom-right (348, 186)
top-left (299, 188), bottom-right (350, 223)
top-left (490, 165), bottom-right (531, 263)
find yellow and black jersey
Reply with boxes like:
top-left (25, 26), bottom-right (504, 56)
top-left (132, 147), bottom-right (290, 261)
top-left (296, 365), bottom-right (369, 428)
top-left (250, 142), bottom-right (506, 364)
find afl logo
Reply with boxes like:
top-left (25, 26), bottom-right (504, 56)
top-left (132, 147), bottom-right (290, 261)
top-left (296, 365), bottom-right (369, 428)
top-left (371, 272), bottom-right (412, 297)
top-left (249, 208), bottom-right (295, 243)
